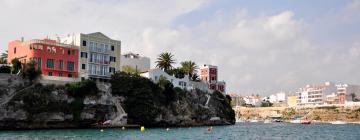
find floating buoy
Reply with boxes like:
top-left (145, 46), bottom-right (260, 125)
top-left (207, 127), bottom-right (212, 131)
top-left (166, 128), bottom-right (170, 131)
top-left (140, 126), bottom-right (145, 132)
top-left (100, 129), bottom-right (104, 132)
top-left (122, 126), bottom-right (125, 130)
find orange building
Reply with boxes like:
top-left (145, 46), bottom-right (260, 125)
top-left (7, 38), bottom-right (79, 78)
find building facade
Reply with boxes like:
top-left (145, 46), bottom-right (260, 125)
top-left (61, 32), bottom-right (121, 80)
top-left (296, 82), bottom-right (337, 106)
top-left (7, 38), bottom-right (79, 81)
top-left (140, 69), bottom-right (190, 89)
top-left (199, 64), bottom-right (226, 93)
top-left (120, 52), bottom-right (150, 73)
top-left (287, 95), bottom-right (297, 107)
top-left (336, 84), bottom-right (360, 104)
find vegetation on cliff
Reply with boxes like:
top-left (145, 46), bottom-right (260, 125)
top-left (110, 72), bottom-right (235, 126)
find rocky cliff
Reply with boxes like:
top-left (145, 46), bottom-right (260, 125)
top-left (0, 73), bottom-right (235, 129)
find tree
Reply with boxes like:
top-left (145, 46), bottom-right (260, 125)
top-left (0, 51), bottom-right (7, 64)
top-left (166, 67), bottom-right (185, 79)
top-left (11, 58), bottom-right (22, 74)
top-left (180, 61), bottom-right (197, 78)
top-left (155, 52), bottom-right (175, 71)
top-left (22, 60), bottom-right (41, 82)
top-left (190, 73), bottom-right (200, 81)
top-left (122, 65), bottom-right (139, 75)
top-left (0, 66), bottom-right (11, 73)
top-left (261, 100), bottom-right (273, 107)
top-left (350, 93), bottom-right (359, 102)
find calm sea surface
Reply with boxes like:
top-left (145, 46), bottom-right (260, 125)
top-left (0, 123), bottom-right (359, 140)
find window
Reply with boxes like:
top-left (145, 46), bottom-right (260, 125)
top-left (110, 56), bottom-right (116, 62)
top-left (67, 61), bottom-right (75, 71)
top-left (81, 52), bottom-right (88, 58)
top-left (68, 74), bottom-right (73, 77)
top-left (82, 64), bottom-right (86, 69)
top-left (48, 72), bottom-right (53, 76)
top-left (46, 59), bottom-right (54, 68)
top-left (67, 50), bottom-right (71, 55)
top-left (109, 67), bottom-right (115, 73)
top-left (72, 50), bottom-right (76, 55)
top-left (82, 40), bottom-right (87, 46)
top-left (111, 45), bottom-right (114, 51)
top-left (59, 60), bottom-right (64, 70)
top-left (34, 57), bottom-right (42, 69)
top-left (59, 73), bottom-right (63, 77)
top-left (13, 47), bottom-right (16, 54)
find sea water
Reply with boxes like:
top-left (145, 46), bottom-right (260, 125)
top-left (0, 123), bottom-right (359, 140)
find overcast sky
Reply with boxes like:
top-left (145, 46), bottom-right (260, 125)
top-left (1, 0), bottom-right (360, 95)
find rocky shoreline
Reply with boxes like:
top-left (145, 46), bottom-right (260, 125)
top-left (0, 73), bottom-right (235, 130)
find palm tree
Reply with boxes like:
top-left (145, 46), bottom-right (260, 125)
top-left (180, 61), bottom-right (197, 77)
top-left (156, 52), bottom-right (175, 71)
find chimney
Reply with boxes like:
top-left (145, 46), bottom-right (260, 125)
top-left (21, 37), bottom-right (24, 42)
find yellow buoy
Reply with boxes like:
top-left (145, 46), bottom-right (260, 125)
top-left (122, 126), bottom-right (125, 130)
top-left (140, 126), bottom-right (145, 132)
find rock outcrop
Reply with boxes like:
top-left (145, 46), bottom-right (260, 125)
top-left (0, 73), bottom-right (235, 129)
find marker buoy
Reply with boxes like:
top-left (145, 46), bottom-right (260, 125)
top-left (100, 129), bottom-right (104, 132)
top-left (207, 127), bottom-right (212, 131)
top-left (166, 128), bottom-right (170, 131)
top-left (122, 126), bottom-right (125, 130)
top-left (140, 126), bottom-right (145, 132)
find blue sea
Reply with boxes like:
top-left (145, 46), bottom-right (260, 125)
top-left (0, 123), bottom-right (359, 140)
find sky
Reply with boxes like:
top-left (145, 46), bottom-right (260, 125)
top-left (1, 0), bottom-right (360, 95)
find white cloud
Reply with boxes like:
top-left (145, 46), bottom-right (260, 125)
top-left (340, 0), bottom-right (360, 22)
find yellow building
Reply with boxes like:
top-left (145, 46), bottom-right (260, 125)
top-left (287, 96), bottom-right (297, 107)
top-left (61, 32), bottom-right (121, 81)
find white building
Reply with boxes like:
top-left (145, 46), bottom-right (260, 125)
top-left (264, 92), bottom-right (286, 103)
top-left (120, 52), bottom-right (150, 73)
top-left (242, 96), bottom-right (262, 107)
top-left (140, 69), bottom-right (190, 89)
top-left (61, 32), bottom-right (121, 81)
top-left (297, 82), bottom-right (337, 106)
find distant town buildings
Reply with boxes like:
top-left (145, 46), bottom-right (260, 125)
top-left (229, 82), bottom-right (360, 108)
top-left (120, 52), bottom-right (150, 73)
top-left (287, 95), bottom-right (297, 107)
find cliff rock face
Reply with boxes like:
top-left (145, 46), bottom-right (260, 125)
top-left (0, 74), bottom-right (122, 129)
top-left (152, 90), bottom-right (235, 126)
top-left (0, 74), bottom-right (235, 129)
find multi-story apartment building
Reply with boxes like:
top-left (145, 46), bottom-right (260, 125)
top-left (336, 84), bottom-right (360, 104)
top-left (199, 64), bottom-right (226, 93)
top-left (61, 32), bottom-right (121, 81)
top-left (7, 38), bottom-right (79, 82)
top-left (296, 82), bottom-right (337, 106)
top-left (120, 52), bottom-right (150, 73)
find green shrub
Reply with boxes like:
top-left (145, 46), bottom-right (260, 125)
top-left (11, 58), bottom-right (21, 74)
top-left (22, 60), bottom-right (41, 81)
top-left (65, 80), bottom-right (98, 98)
top-left (0, 66), bottom-right (11, 73)
top-left (261, 100), bottom-right (273, 107)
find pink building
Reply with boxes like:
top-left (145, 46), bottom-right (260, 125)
top-left (199, 64), bottom-right (226, 93)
